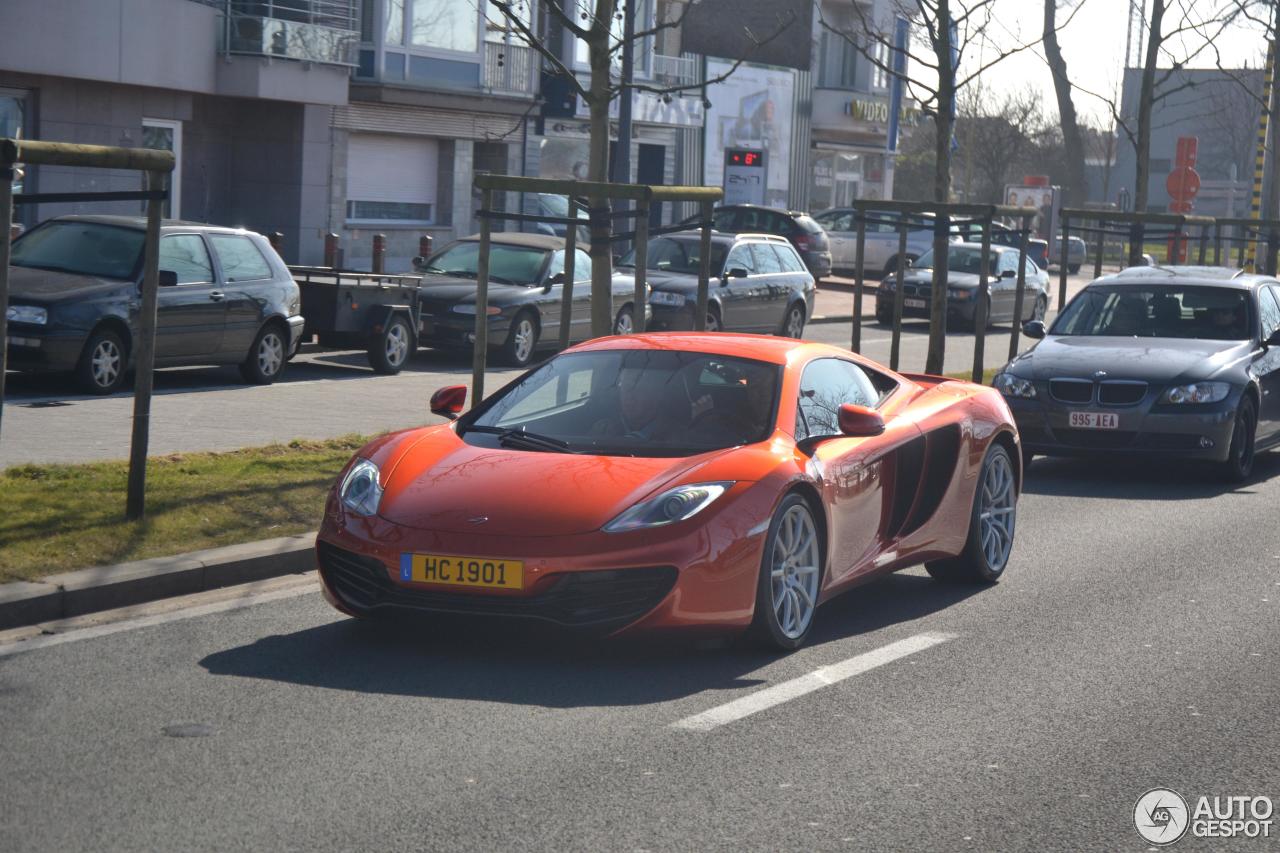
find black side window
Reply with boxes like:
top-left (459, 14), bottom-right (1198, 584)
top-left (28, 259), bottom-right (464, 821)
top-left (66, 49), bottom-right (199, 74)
top-left (1260, 286), bottom-right (1280, 338)
top-left (795, 358), bottom-right (881, 440)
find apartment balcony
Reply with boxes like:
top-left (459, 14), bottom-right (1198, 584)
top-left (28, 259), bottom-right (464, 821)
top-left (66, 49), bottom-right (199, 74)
top-left (483, 42), bottom-right (537, 96)
top-left (218, 0), bottom-right (359, 66)
top-left (652, 54), bottom-right (699, 88)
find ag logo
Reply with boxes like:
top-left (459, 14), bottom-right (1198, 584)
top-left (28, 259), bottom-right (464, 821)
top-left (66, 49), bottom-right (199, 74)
top-left (1134, 788), bottom-right (1190, 845)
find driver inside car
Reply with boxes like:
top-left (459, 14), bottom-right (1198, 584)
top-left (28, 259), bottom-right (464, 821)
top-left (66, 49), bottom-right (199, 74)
top-left (591, 362), bottom-right (692, 441)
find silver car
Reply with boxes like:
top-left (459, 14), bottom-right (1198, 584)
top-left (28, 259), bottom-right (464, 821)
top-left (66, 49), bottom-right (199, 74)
top-left (813, 209), bottom-right (958, 279)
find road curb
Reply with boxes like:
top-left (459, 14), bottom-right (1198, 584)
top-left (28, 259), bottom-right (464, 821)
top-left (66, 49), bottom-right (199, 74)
top-left (0, 533), bottom-right (316, 630)
top-left (809, 314), bottom-right (855, 324)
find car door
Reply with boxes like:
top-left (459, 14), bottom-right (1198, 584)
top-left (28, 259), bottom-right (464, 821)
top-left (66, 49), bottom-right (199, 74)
top-left (543, 248), bottom-right (593, 343)
top-left (717, 242), bottom-right (757, 330)
top-left (1019, 255), bottom-right (1044, 320)
top-left (749, 242), bottom-right (793, 332)
top-left (155, 233), bottom-right (225, 360)
top-left (207, 233), bottom-right (275, 357)
top-left (1256, 285), bottom-right (1280, 439)
top-left (989, 251), bottom-right (1019, 321)
top-left (815, 211), bottom-right (848, 268)
top-left (796, 358), bottom-right (921, 587)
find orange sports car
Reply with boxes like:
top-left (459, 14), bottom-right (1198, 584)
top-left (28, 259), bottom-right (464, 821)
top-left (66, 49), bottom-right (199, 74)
top-left (315, 333), bottom-right (1021, 650)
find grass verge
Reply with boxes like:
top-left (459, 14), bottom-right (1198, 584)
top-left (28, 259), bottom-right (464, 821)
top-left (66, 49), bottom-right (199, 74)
top-left (0, 435), bottom-right (367, 583)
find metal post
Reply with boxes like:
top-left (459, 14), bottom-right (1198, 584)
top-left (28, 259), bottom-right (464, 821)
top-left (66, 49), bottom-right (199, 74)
top-left (419, 234), bottom-right (433, 260)
top-left (1093, 221), bottom-right (1104, 279)
top-left (1238, 229), bottom-right (1247, 268)
top-left (633, 199), bottom-right (649, 334)
top-left (1128, 221), bottom-right (1144, 268)
top-left (971, 214), bottom-right (992, 384)
top-left (125, 171), bottom-right (165, 520)
top-left (558, 200), bottom-right (576, 350)
top-left (890, 222), bottom-right (908, 371)
top-left (1008, 214), bottom-right (1030, 363)
top-left (1269, 227), bottom-right (1280, 275)
top-left (851, 211), bottom-right (866, 352)
top-left (324, 232), bottom-right (339, 268)
top-left (471, 189), bottom-right (492, 407)
top-left (0, 164), bottom-right (13, 440)
top-left (695, 200), bottom-right (713, 331)
top-left (268, 231), bottom-right (284, 254)
top-left (1058, 216), bottom-right (1070, 309)
top-left (1213, 222), bottom-right (1222, 265)
top-left (371, 233), bottom-right (386, 274)
top-left (1197, 224), bottom-right (1208, 264)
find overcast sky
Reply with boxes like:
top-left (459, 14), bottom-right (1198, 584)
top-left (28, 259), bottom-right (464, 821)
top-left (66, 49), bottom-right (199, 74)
top-left (953, 0), bottom-right (1270, 126)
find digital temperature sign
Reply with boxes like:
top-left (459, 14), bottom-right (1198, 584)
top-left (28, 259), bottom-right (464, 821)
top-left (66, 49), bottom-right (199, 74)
top-left (726, 150), bottom-right (762, 167)
top-left (723, 148), bottom-right (767, 205)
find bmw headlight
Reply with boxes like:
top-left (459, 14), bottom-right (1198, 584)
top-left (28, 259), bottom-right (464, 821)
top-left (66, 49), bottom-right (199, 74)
top-left (1160, 381), bottom-right (1230, 404)
top-left (452, 305), bottom-right (502, 316)
top-left (339, 459), bottom-right (383, 516)
top-left (948, 288), bottom-right (972, 301)
top-left (6, 305), bottom-right (47, 325)
top-left (994, 373), bottom-right (1037, 399)
top-left (603, 482), bottom-right (734, 533)
top-left (649, 290), bottom-right (686, 307)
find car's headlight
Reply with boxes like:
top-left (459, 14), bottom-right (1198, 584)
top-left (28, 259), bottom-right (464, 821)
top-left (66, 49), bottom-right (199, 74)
top-left (948, 288), bottom-right (972, 301)
top-left (994, 373), bottom-right (1037, 399)
top-left (452, 304), bottom-right (503, 316)
top-left (603, 482), bottom-right (734, 533)
top-left (6, 305), bottom-right (47, 325)
top-left (649, 290), bottom-right (686, 307)
top-left (1160, 381), bottom-right (1230, 404)
top-left (339, 459), bottom-right (383, 516)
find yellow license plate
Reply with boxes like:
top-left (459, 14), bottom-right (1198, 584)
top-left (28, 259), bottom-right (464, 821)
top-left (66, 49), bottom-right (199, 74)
top-left (399, 553), bottom-right (524, 590)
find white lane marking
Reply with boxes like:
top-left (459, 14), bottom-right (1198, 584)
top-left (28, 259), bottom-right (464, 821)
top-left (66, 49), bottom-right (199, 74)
top-left (0, 583), bottom-right (319, 659)
top-left (671, 632), bottom-right (957, 732)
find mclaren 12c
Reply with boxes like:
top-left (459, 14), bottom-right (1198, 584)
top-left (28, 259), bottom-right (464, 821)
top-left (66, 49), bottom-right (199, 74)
top-left (315, 333), bottom-right (1022, 650)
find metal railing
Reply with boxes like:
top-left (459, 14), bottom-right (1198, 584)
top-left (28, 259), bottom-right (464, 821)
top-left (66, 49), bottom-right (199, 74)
top-left (652, 54), bottom-right (698, 88)
top-left (218, 0), bottom-right (359, 66)
top-left (483, 42), bottom-right (537, 95)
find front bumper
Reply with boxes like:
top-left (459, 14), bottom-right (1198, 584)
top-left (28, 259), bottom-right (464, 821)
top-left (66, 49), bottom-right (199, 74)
top-left (418, 313), bottom-right (512, 350)
top-left (5, 327), bottom-right (85, 372)
top-left (875, 289), bottom-right (976, 324)
top-left (1005, 394), bottom-right (1238, 462)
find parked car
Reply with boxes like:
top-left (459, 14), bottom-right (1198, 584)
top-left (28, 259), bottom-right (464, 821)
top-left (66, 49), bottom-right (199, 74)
top-left (1057, 234), bottom-right (1087, 273)
top-left (813, 208), bottom-right (956, 279)
top-left (680, 204), bottom-right (832, 279)
top-left (953, 220), bottom-right (1052, 270)
top-left (5, 215), bottom-right (303, 394)
top-left (876, 242), bottom-right (1049, 330)
top-left (533, 193), bottom-right (590, 244)
top-left (616, 231), bottom-right (815, 336)
top-left (416, 232), bottom-right (639, 367)
top-left (995, 266), bottom-right (1280, 481)
top-left (316, 332), bottom-right (1021, 650)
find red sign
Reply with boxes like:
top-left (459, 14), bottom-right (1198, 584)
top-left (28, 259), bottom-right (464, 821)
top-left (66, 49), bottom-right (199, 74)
top-left (1166, 166), bottom-right (1201, 202)
top-left (726, 150), bottom-right (762, 167)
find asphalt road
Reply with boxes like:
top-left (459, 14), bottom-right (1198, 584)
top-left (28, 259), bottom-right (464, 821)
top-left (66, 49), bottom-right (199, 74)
top-left (3, 451), bottom-right (1279, 851)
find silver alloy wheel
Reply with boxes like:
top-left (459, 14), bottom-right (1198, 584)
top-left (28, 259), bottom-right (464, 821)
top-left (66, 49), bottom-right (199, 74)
top-left (614, 309), bottom-right (634, 336)
top-left (978, 451), bottom-right (1016, 572)
top-left (705, 311), bottom-right (721, 332)
top-left (384, 322), bottom-right (410, 366)
top-left (770, 504), bottom-right (820, 640)
top-left (1033, 296), bottom-right (1047, 321)
top-left (91, 339), bottom-right (122, 389)
top-left (513, 317), bottom-right (535, 363)
top-left (257, 331), bottom-right (284, 378)
top-left (785, 305), bottom-right (804, 338)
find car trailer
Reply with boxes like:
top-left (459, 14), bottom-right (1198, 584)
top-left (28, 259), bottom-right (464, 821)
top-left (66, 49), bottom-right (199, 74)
top-left (288, 267), bottom-right (425, 374)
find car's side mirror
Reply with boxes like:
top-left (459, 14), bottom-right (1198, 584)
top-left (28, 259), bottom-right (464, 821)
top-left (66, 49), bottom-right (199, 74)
top-left (546, 271), bottom-right (567, 287)
top-left (411, 255), bottom-right (426, 272)
top-left (904, 257), bottom-right (914, 268)
top-left (1000, 269), bottom-right (1017, 279)
top-left (1266, 328), bottom-right (1280, 347)
top-left (838, 403), bottom-right (885, 437)
top-left (430, 384), bottom-right (467, 420)
top-left (158, 270), bottom-right (178, 287)
top-left (725, 267), bottom-right (749, 280)
top-left (1022, 320), bottom-right (1046, 339)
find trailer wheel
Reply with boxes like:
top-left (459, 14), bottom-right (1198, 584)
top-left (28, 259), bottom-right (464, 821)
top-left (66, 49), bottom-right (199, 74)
top-left (368, 315), bottom-right (413, 375)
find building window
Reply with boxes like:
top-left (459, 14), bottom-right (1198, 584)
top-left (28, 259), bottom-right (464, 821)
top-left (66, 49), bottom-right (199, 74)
top-left (818, 30), bottom-right (859, 90)
top-left (872, 42), bottom-right (888, 90)
top-left (1, 88), bottom-right (28, 198)
top-left (485, 0), bottom-right (531, 43)
top-left (142, 118), bottom-right (182, 218)
top-left (385, 0), bottom-right (404, 44)
top-left (346, 133), bottom-right (439, 225)
top-left (382, 0), bottom-right (479, 53)
top-left (574, 0), bottom-right (650, 74)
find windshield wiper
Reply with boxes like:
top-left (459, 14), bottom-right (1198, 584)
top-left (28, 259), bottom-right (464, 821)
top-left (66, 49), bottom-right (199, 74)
top-left (438, 269), bottom-right (518, 285)
top-left (463, 424), bottom-right (576, 454)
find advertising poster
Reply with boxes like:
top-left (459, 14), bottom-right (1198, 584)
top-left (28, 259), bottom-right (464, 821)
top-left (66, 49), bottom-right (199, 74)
top-left (704, 60), bottom-right (796, 209)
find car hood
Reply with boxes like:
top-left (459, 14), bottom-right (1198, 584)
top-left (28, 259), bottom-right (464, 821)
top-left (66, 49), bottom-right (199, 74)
top-left (632, 270), bottom-right (707, 293)
top-left (376, 427), bottom-right (742, 535)
top-left (1005, 336), bottom-right (1254, 384)
top-left (419, 277), bottom-right (540, 306)
top-left (900, 268), bottom-right (983, 288)
top-left (6, 265), bottom-right (131, 302)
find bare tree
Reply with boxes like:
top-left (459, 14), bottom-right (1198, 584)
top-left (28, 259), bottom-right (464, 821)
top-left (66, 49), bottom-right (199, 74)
top-left (487, 0), bottom-right (796, 336)
top-left (1042, 0), bottom-right (1087, 206)
top-left (818, 0), bottom-right (1040, 373)
top-left (955, 86), bottom-right (1045, 203)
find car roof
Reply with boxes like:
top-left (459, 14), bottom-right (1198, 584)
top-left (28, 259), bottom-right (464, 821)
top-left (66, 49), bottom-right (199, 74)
top-left (1095, 265), bottom-right (1268, 290)
top-left (659, 229), bottom-right (789, 245)
top-left (457, 232), bottom-right (565, 250)
top-left (566, 332), bottom-right (859, 366)
top-left (50, 214), bottom-right (251, 233)
top-left (715, 204), bottom-right (809, 218)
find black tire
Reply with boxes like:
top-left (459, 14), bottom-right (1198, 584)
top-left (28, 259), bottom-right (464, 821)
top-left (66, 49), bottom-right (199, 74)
top-left (748, 494), bottom-right (823, 651)
top-left (875, 303), bottom-right (893, 325)
top-left (1217, 396), bottom-right (1257, 482)
top-left (703, 304), bottom-right (723, 333)
top-left (368, 314), bottom-right (413, 375)
top-left (780, 302), bottom-right (805, 338)
top-left (966, 294), bottom-right (994, 332)
top-left (926, 443), bottom-right (1017, 583)
top-left (499, 310), bottom-right (539, 367)
top-left (239, 322), bottom-right (288, 384)
top-left (1068, 263), bottom-right (1081, 274)
top-left (75, 327), bottom-right (128, 395)
top-left (1021, 447), bottom-right (1035, 472)
top-left (1031, 295), bottom-right (1048, 323)
top-left (612, 305), bottom-right (635, 336)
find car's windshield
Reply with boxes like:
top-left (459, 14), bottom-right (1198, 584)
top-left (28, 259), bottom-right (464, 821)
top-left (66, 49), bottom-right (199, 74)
top-left (617, 238), bottom-right (729, 275)
top-left (913, 246), bottom-right (996, 275)
top-left (423, 242), bottom-right (547, 285)
top-left (1050, 284), bottom-right (1254, 340)
top-left (11, 221), bottom-right (144, 280)
top-left (463, 349), bottom-right (781, 457)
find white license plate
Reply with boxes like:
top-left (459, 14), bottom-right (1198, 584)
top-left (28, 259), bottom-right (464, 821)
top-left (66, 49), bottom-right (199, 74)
top-left (1068, 412), bottom-right (1119, 430)
top-left (904, 298), bottom-right (927, 308)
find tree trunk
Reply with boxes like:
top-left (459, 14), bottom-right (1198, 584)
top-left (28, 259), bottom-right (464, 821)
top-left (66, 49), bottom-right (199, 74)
top-left (926, 0), bottom-right (954, 375)
top-left (581, 0), bottom-right (617, 338)
top-left (1133, 0), bottom-right (1164, 217)
top-left (1044, 0), bottom-right (1087, 207)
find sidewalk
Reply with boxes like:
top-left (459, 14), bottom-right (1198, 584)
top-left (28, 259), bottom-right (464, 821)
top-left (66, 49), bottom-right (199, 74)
top-left (810, 276), bottom-right (874, 324)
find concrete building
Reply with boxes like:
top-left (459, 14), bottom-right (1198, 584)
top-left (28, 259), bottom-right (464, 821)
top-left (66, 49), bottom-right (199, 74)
top-left (0, 0), bottom-right (356, 264)
top-left (1113, 67), bottom-right (1262, 217)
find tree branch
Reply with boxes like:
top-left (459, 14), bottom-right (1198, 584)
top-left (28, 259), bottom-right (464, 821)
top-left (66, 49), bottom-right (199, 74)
top-left (488, 0), bottom-right (590, 100)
